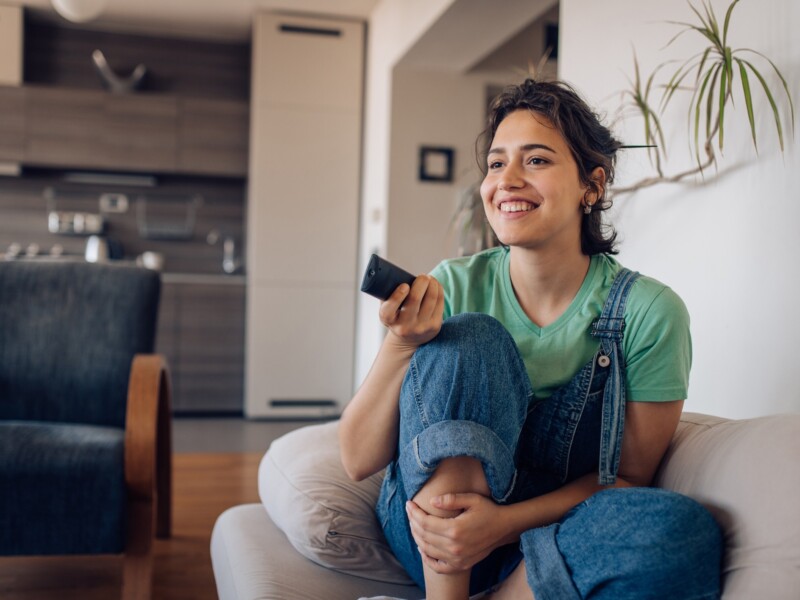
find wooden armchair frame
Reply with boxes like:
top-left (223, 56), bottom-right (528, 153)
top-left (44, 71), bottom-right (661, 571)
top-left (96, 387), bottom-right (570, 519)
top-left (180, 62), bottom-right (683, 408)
top-left (122, 354), bottom-right (172, 600)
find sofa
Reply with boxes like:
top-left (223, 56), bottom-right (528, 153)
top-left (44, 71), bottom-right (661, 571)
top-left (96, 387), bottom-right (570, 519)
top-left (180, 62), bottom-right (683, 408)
top-left (210, 412), bottom-right (800, 600)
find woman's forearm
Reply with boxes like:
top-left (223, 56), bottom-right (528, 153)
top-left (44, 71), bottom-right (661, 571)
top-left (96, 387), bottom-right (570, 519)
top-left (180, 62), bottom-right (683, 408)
top-left (339, 275), bottom-right (445, 482)
top-left (339, 333), bottom-right (415, 481)
top-left (500, 473), bottom-right (634, 544)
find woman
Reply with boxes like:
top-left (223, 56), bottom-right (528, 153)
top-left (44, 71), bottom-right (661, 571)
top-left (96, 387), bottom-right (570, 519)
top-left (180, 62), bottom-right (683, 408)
top-left (340, 79), bottom-right (722, 600)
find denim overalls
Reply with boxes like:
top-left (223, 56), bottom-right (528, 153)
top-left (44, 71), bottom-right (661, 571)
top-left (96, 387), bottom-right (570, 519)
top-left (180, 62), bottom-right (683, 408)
top-left (376, 269), bottom-right (722, 599)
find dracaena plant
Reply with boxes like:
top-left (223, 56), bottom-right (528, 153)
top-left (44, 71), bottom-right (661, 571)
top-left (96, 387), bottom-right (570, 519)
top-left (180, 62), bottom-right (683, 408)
top-left (614, 0), bottom-right (795, 195)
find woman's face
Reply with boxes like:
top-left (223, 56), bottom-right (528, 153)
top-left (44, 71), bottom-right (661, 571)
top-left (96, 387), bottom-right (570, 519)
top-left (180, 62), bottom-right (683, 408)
top-left (480, 109), bottom-right (592, 253)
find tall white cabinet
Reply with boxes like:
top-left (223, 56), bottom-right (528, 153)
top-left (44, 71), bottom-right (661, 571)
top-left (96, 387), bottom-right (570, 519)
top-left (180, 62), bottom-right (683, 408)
top-left (246, 13), bottom-right (364, 418)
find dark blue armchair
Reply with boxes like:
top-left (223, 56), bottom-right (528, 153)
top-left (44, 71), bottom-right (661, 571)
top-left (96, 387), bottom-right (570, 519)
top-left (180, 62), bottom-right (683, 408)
top-left (0, 260), bottom-right (172, 599)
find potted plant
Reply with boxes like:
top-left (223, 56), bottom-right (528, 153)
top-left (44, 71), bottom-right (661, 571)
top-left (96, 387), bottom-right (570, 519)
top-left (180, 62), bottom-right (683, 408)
top-left (450, 0), bottom-right (795, 253)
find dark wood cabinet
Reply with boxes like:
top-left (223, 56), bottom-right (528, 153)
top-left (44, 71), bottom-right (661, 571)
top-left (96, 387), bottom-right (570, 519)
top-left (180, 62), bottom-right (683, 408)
top-left (2, 84), bottom-right (249, 177)
top-left (24, 86), bottom-right (108, 169)
top-left (0, 86), bottom-right (25, 162)
top-left (156, 280), bottom-right (245, 413)
top-left (177, 98), bottom-right (249, 177)
top-left (104, 93), bottom-right (179, 172)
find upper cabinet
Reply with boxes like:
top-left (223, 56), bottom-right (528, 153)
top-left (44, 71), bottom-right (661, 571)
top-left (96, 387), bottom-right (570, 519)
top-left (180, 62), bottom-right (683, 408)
top-left (13, 85), bottom-right (249, 177)
top-left (9, 17), bottom-right (251, 178)
top-left (0, 86), bottom-right (25, 162)
top-left (177, 98), bottom-right (249, 176)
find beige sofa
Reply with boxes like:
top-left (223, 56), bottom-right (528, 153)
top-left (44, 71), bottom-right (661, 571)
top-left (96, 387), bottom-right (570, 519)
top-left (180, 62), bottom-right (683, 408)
top-left (210, 412), bottom-right (800, 600)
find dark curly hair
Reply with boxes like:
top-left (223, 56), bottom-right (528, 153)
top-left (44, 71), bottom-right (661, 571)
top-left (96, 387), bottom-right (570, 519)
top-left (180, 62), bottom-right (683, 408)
top-left (479, 79), bottom-right (622, 255)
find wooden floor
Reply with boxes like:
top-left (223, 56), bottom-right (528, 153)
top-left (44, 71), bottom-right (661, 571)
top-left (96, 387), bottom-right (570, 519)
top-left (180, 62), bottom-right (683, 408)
top-left (0, 453), bottom-right (262, 600)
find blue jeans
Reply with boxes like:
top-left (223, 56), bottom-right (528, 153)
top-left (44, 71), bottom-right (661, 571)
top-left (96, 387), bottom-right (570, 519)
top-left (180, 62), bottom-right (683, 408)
top-left (376, 312), bottom-right (722, 599)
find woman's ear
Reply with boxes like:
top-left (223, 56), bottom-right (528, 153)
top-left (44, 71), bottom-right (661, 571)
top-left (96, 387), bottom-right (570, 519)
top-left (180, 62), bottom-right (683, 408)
top-left (591, 167), bottom-right (607, 202)
top-left (587, 167), bottom-right (607, 204)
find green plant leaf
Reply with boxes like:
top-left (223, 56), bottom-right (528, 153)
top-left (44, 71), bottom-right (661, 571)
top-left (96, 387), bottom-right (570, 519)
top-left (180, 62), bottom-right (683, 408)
top-left (661, 58), bottom-right (702, 112)
top-left (722, 0), bottom-right (740, 48)
top-left (741, 58), bottom-right (786, 151)
top-left (719, 60), bottom-right (728, 151)
top-left (693, 65), bottom-right (716, 163)
top-left (663, 23), bottom-right (694, 49)
top-left (735, 58), bottom-right (758, 152)
top-left (668, 16), bottom-right (720, 48)
top-left (687, 3), bottom-right (711, 35)
top-left (695, 47), bottom-right (713, 85)
top-left (706, 62), bottom-right (722, 148)
top-left (702, 0), bottom-right (721, 44)
top-left (737, 48), bottom-right (796, 132)
top-left (724, 46), bottom-right (735, 107)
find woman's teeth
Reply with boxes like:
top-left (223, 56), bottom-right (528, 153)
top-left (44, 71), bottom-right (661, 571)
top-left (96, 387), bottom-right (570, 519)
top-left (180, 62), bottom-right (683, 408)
top-left (500, 201), bottom-right (535, 213)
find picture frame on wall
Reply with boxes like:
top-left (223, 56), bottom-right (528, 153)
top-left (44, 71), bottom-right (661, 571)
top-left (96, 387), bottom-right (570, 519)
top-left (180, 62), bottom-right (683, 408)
top-left (418, 146), bottom-right (454, 183)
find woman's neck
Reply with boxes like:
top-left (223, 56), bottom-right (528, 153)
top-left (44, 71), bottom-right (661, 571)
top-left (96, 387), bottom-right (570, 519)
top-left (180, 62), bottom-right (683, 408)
top-left (508, 245), bottom-right (591, 328)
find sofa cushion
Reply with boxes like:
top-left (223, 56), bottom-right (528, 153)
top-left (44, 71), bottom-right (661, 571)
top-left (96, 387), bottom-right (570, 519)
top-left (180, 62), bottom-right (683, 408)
top-left (655, 412), bottom-right (800, 600)
top-left (261, 413), bottom-right (800, 597)
top-left (211, 504), bottom-right (423, 600)
top-left (0, 421), bottom-right (126, 555)
top-left (258, 421), bottom-right (412, 584)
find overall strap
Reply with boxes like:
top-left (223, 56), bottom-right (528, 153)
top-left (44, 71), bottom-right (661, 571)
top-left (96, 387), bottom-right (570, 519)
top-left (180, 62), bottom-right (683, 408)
top-left (590, 267), bottom-right (640, 485)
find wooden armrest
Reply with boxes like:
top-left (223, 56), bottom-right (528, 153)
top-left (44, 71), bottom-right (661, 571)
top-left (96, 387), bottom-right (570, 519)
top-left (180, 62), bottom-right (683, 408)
top-left (124, 353), bottom-right (173, 539)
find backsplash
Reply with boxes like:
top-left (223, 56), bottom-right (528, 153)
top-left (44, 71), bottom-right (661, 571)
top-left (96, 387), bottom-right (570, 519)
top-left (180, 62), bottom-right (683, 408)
top-left (0, 168), bottom-right (246, 275)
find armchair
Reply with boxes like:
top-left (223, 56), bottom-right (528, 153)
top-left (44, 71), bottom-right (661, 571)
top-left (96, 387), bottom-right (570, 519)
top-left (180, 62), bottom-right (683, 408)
top-left (0, 260), bottom-right (172, 600)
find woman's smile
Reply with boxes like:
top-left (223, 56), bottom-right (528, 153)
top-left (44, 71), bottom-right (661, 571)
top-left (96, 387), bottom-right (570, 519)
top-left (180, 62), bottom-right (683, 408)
top-left (498, 199), bottom-right (540, 214)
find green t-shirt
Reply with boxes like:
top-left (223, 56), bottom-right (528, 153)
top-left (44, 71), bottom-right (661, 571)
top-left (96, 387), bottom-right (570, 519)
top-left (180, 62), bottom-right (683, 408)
top-left (430, 247), bottom-right (691, 402)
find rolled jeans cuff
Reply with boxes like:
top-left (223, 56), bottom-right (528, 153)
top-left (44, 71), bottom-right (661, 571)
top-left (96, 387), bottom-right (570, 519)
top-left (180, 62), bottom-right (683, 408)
top-left (398, 419), bottom-right (518, 503)
top-left (520, 524), bottom-right (581, 600)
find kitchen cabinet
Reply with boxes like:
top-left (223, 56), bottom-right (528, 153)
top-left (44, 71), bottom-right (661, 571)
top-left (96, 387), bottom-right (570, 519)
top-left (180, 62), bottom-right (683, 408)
top-left (245, 13), bottom-right (363, 418)
top-left (0, 86), bottom-right (24, 162)
top-left (103, 93), bottom-right (179, 172)
top-left (156, 279), bottom-right (245, 413)
top-left (2, 84), bottom-right (249, 177)
top-left (24, 85), bottom-right (177, 172)
top-left (177, 98), bottom-right (249, 176)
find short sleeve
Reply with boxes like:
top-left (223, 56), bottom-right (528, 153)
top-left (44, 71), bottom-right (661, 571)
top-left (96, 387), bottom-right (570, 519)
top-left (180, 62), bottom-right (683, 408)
top-left (429, 261), bottom-right (453, 320)
top-left (623, 285), bottom-right (692, 402)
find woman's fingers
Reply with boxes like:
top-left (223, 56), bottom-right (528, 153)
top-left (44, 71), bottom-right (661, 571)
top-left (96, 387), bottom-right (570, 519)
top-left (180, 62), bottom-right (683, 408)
top-left (379, 275), bottom-right (443, 347)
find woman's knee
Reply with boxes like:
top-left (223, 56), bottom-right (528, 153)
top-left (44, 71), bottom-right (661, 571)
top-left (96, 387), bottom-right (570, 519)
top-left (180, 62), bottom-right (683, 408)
top-left (556, 488), bottom-right (723, 598)
top-left (400, 313), bottom-right (532, 429)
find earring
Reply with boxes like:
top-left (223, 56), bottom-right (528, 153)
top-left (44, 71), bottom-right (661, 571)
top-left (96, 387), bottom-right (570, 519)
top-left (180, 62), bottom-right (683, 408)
top-left (583, 203), bottom-right (593, 214)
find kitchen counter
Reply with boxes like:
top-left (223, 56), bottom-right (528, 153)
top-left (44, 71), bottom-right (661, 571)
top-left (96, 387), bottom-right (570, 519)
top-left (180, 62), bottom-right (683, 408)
top-left (161, 272), bottom-right (246, 285)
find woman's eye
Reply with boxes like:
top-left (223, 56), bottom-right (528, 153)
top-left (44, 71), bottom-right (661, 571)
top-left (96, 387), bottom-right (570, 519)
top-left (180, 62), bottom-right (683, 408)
top-left (528, 157), bottom-right (547, 166)
top-left (488, 161), bottom-right (503, 170)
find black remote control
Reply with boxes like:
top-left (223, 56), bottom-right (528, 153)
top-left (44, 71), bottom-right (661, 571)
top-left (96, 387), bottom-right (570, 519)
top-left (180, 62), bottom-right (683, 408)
top-left (360, 254), bottom-right (417, 301)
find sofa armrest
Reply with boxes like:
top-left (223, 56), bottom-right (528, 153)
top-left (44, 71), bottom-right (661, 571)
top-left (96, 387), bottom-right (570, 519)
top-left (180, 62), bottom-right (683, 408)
top-left (655, 411), bottom-right (800, 599)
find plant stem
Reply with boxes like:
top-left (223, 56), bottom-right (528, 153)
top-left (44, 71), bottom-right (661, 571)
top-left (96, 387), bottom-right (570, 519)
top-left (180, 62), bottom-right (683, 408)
top-left (613, 139), bottom-right (716, 195)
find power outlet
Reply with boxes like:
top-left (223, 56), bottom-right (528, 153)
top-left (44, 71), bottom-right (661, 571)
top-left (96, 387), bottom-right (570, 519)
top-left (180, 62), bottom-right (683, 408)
top-left (99, 193), bottom-right (129, 213)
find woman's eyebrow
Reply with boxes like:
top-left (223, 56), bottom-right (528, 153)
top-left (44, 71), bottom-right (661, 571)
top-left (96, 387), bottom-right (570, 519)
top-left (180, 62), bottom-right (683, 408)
top-left (488, 143), bottom-right (557, 155)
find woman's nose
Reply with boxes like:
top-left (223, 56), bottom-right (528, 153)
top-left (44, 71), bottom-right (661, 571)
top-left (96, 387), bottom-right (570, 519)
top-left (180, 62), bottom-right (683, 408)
top-left (498, 163), bottom-right (523, 190)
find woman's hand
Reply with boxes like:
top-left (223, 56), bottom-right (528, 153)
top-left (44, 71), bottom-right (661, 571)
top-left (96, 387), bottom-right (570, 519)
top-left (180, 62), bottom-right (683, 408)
top-left (406, 493), bottom-right (514, 574)
top-left (380, 275), bottom-right (444, 353)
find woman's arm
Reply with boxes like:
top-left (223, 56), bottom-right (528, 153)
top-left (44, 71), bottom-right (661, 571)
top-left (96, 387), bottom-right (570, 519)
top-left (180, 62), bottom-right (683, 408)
top-left (339, 274), bottom-right (444, 481)
top-left (407, 399), bottom-right (684, 573)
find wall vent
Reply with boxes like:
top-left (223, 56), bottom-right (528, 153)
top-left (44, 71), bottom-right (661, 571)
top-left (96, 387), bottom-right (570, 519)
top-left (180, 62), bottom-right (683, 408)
top-left (269, 399), bottom-right (337, 408)
top-left (279, 24), bottom-right (342, 37)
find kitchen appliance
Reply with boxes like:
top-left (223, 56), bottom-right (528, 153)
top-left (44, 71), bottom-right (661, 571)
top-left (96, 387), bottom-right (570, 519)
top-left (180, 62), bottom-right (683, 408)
top-left (84, 235), bottom-right (109, 262)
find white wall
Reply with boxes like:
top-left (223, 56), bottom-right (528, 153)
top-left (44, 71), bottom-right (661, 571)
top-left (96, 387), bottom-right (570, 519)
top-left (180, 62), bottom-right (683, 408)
top-left (386, 69), bottom-right (503, 275)
top-left (355, 0), bottom-right (458, 389)
top-left (560, 0), bottom-right (800, 418)
top-left (356, 0), bottom-right (557, 387)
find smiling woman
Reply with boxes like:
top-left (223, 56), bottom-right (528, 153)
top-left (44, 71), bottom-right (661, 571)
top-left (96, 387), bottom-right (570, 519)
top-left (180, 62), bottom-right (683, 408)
top-left (340, 78), bottom-right (723, 600)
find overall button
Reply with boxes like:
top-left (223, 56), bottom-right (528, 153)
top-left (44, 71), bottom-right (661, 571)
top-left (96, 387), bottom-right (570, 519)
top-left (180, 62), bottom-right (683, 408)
top-left (597, 354), bottom-right (611, 368)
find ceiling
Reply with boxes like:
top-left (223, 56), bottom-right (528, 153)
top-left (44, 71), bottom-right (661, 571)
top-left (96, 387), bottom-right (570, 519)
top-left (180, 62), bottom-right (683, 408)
top-left (8, 0), bottom-right (380, 41)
